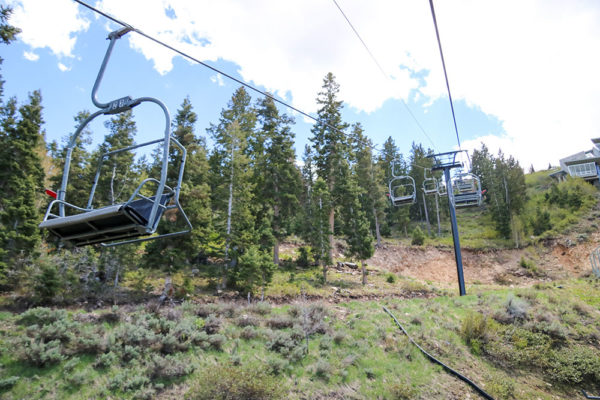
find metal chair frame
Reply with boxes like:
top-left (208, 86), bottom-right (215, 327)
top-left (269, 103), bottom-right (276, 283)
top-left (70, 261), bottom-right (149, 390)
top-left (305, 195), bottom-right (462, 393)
top-left (389, 160), bottom-right (416, 206)
top-left (39, 27), bottom-right (192, 247)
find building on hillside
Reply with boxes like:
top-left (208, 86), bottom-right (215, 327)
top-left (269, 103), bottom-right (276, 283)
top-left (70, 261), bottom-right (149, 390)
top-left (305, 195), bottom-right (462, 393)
top-left (550, 138), bottom-right (600, 186)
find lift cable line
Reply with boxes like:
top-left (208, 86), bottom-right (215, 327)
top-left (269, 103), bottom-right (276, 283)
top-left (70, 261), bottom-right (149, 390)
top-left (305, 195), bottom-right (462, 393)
top-left (428, 0), bottom-right (462, 150)
top-left (330, 0), bottom-right (437, 151)
top-left (73, 0), bottom-right (349, 141)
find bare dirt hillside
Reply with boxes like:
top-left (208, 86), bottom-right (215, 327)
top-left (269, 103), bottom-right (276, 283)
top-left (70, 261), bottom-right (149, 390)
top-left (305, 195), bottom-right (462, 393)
top-left (366, 232), bottom-right (600, 287)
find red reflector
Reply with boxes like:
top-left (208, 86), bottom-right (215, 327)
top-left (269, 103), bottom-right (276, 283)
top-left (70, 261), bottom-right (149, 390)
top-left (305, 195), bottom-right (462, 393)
top-left (45, 189), bottom-right (57, 199)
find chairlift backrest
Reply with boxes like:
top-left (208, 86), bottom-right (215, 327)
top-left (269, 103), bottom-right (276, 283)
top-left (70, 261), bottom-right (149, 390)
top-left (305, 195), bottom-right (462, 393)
top-left (422, 168), bottom-right (438, 195)
top-left (452, 172), bottom-right (482, 208)
top-left (389, 175), bottom-right (416, 206)
top-left (39, 28), bottom-right (192, 247)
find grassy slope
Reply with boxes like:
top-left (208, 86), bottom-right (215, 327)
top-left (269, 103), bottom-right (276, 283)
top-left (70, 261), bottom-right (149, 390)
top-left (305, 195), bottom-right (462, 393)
top-left (0, 278), bottom-right (599, 399)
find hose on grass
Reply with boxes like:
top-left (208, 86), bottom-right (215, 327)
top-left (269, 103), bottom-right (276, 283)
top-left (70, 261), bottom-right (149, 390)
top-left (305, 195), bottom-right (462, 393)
top-left (382, 306), bottom-right (495, 400)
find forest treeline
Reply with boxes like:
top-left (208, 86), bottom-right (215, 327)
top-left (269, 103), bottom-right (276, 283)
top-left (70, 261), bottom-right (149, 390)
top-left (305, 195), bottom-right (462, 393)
top-left (0, 7), bottom-right (595, 302)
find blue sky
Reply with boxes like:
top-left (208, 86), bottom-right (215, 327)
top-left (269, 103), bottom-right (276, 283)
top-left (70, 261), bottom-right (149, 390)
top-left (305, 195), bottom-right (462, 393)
top-left (2, 0), bottom-right (600, 170)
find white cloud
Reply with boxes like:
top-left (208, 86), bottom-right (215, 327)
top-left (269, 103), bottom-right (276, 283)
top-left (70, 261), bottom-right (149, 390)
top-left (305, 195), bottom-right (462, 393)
top-left (9, 0), bottom-right (89, 57)
top-left (8, 0), bottom-right (600, 170)
top-left (23, 51), bottom-right (39, 61)
top-left (210, 74), bottom-right (224, 87)
top-left (57, 62), bottom-right (71, 72)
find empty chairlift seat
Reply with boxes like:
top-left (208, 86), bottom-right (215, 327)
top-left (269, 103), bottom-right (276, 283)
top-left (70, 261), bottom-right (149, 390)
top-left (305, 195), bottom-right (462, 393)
top-left (39, 27), bottom-right (191, 247)
top-left (452, 173), bottom-right (482, 207)
top-left (40, 194), bottom-right (173, 247)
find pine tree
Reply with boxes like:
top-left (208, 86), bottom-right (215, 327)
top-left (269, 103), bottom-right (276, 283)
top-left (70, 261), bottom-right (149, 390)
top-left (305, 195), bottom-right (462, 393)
top-left (309, 73), bottom-right (350, 262)
top-left (0, 91), bottom-right (45, 285)
top-left (49, 111), bottom-right (93, 212)
top-left (0, 6), bottom-right (20, 106)
top-left (89, 111), bottom-right (138, 208)
top-left (349, 123), bottom-right (386, 247)
top-left (254, 95), bottom-right (301, 264)
top-left (377, 136), bottom-right (409, 236)
top-left (305, 178), bottom-right (332, 282)
top-left (338, 163), bottom-right (374, 285)
top-left (144, 97), bottom-right (215, 270)
top-left (208, 87), bottom-right (258, 285)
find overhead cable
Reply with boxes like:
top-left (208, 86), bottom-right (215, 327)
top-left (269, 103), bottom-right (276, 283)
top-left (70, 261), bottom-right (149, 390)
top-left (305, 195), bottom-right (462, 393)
top-left (428, 0), bottom-right (462, 150)
top-left (331, 0), bottom-right (437, 151)
top-left (73, 0), bottom-right (346, 139)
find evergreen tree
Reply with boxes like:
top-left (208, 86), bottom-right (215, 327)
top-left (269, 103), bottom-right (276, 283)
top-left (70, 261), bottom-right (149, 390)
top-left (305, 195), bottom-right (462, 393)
top-left (144, 98), bottom-right (215, 270)
top-left (89, 111), bottom-right (138, 208)
top-left (338, 162), bottom-right (374, 285)
top-left (208, 87), bottom-right (257, 285)
top-left (0, 91), bottom-right (45, 285)
top-left (349, 123), bottom-right (386, 247)
top-left (254, 96), bottom-right (301, 264)
top-left (0, 6), bottom-right (20, 105)
top-left (408, 142), bottom-right (434, 226)
top-left (377, 136), bottom-right (409, 236)
top-left (49, 111), bottom-right (93, 212)
top-left (304, 178), bottom-right (332, 282)
top-left (309, 73), bottom-right (350, 262)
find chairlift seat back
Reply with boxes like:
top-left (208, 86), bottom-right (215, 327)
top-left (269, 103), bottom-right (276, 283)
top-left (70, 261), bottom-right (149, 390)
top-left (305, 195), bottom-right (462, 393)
top-left (40, 193), bottom-right (173, 247)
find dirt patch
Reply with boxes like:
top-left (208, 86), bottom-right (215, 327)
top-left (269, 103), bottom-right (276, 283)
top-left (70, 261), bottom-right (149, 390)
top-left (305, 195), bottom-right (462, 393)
top-left (367, 234), bottom-right (600, 287)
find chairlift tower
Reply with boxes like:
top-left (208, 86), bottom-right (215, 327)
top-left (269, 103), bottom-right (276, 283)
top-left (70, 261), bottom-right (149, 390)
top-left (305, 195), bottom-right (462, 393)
top-left (429, 150), bottom-right (467, 296)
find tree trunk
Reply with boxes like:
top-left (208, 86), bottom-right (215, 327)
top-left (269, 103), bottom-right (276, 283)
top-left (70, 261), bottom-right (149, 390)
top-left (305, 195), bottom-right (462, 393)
top-left (361, 260), bottom-right (367, 285)
top-left (328, 208), bottom-right (335, 262)
top-left (422, 192), bottom-right (431, 236)
top-left (273, 239), bottom-right (280, 265)
top-left (373, 207), bottom-right (382, 247)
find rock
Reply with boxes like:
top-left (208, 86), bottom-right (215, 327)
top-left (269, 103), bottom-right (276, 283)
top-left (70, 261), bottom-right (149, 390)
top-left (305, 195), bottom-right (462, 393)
top-left (345, 262), bottom-right (358, 269)
top-left (191, 268), bottom-right (200, 276)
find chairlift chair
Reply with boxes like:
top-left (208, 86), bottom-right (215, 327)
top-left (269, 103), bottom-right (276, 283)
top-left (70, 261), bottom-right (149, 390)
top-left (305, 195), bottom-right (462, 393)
top-left (388, 160), bottom-right (416, 206)
top-left (422, 168), bottom-right (438, 195)
top-left (452, 172), bottom-right (482, 208)
top-left (437, 178), bottom-right (448, 196)
top-left (39, 27), bottom-right (192, 247)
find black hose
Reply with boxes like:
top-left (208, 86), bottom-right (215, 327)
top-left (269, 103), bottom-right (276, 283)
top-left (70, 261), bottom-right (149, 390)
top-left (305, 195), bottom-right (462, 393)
top-left (382, 306), bottom-right (495, 400)
top-left (582, 390), bottom-right (600, 399)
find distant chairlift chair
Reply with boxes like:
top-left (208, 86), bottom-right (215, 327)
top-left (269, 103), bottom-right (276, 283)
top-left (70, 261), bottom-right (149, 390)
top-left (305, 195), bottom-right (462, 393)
top-left (452, 172), bottom-right (482, 207)
top-left (388, 160), bottom-right (416, 206)
top-left (422, 168), bottom-right (438, 195)
top-left (39, 27), bottom-right (192, 247)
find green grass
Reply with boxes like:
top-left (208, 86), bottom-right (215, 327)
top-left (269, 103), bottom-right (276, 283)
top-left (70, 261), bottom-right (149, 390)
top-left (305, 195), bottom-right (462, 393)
top-left (1, 278), bottom-right (598, 399)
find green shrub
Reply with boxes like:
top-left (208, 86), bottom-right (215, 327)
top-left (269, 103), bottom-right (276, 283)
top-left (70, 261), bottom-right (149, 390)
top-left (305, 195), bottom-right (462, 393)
top-left (93, 352), bottom-right (117, 369)
top-left (33, 263), bottom-right (62, 304)
top-left (385, 273), bottom-right (396, 284)
top-left (18, 307), bottom-right (67, 326)
top-left (235, 314), bottom-right (259, 328)
top-left (460, 312), bottom-right (488, 347)
top-left (248, 301), bottom-right (272, 316)
top-left (65, 370), bottom-right (87, 387)
top-left (0, 376), bottom-right (19, 390)
top-left (204, 315), bottom-right (221, 335)
top-left (240, 326), bottom-right (258, 340)
top-left (411, 226), bottom-right (426, 246)
top-left (312, 359), bottom-right (332, 381)
top-left (548, 345), bottom-right (600, 384)
top-left (387, 381), bottom-right (417, 399)
top-left (296, 246), bottom-right (313, 268)
top-left (488, 375), bottom-right (515, 399)
top-left (147, 354), bottom-right (194, 379)
top-left (267, 357), bottom-right (289, 376)
top-left (18, 339), bottom-right (64, 366)
top-left (208, 334), bottom-right (227, 351)
top-left (531, 208), bottom-right (552, 236)
top-left (266, 315), bottom-right (294, 330)
top-left (185, 363), bottom-right (285, 400)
